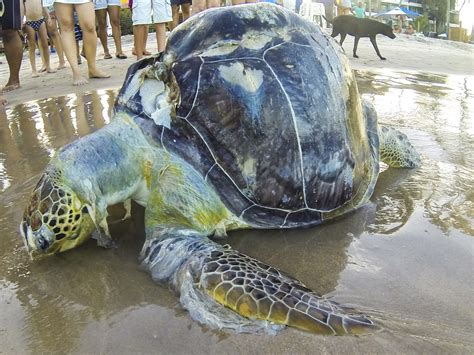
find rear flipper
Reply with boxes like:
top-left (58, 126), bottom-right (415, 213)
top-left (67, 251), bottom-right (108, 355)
top-left (378, 125), bottom-right (421, 168)
top-left (141, 234), bottom-right (376, 335)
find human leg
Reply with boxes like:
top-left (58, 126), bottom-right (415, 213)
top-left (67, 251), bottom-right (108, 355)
top-left (152, 0), bottom-right (172, 52)
top-left (207, 0), bottom-right (220, 9)
top-left (107, 5), bottom-right (126, 58)
top-left (143, 30), bottom-right (150, 55)
top-left (133, 24), bottom-right (147, 59)
top-left (54, 2), bottom-right (88, 85)
top-left (132, 0), bottom-right (152, 59)
top-left (95, 8), bottom-right (111, 58)
top-left (192, 0), bottom-right (205, 14)
top-left (75, 2), bottom-right (110, 78)
top-left (154, 22), bottom-right (166, 53)
top-left (181, 3), bottom-right (190, 21)
top-left (25, 25), bottom-right (39, 77)
top-left (46, 17), bottom-right (66, 69)
top-left (171, 4), bottom-right (179, 30)
top-left (2, 31), bottom-right (23, 89)
top-left (38, 22), bottom-right (56, 73)
top-left (1, 0), bottom-right (23, 92)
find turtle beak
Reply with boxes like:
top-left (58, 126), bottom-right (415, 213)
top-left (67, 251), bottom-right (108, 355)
top-left (20, 222), bottom-right (57, 258)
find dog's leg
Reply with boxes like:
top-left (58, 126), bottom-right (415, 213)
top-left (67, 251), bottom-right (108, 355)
top-left (339, 33), bottom-right (347, 46)
top-left (353, 36), bottom-right (360, 58)
top-left (370, 36), bottom-right (386, 60)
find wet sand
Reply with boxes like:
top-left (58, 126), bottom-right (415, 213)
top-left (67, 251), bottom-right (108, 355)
top-left (1, 31), bottom-right (474, 354)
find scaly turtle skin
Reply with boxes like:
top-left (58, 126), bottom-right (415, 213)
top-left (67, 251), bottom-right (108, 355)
top-left (20, 4), bottom-right (420, 335)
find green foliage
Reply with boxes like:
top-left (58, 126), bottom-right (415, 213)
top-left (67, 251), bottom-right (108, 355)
top-left (413, 14), bottom-right (430, 33)
top-left (421, 0), bottom-right (455, 32)
top-left (120, 8), bottom-right (134, 36)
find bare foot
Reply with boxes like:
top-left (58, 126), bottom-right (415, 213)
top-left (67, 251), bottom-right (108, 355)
top-left (89, 69), bottom-right (111, 79)
top-left (46, 67), bottom-right (57, 73)
top-left (57, 63), bottom-right (67, 70)
top-left (1, 82), bottom-right (20, 92)
top-left (73, 74), bottom-right (88, 86)
top-left (32, 72), bottom-right (39, 78)
top-left (132, 49), bottom-right (152, 56)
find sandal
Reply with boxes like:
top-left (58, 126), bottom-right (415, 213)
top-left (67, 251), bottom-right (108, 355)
top-left (116, 53), bottom-right (127, 59)
top-left (104, 53), bottom-right (112, 59)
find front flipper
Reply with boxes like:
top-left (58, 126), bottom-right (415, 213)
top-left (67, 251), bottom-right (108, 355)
top-left (141, 234), bottom-right (375, 335)
top-left (378, 125), bottom-right (421, 168)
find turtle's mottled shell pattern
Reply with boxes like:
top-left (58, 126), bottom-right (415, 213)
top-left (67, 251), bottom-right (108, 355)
top-left (117, 4), bottom-right (378, 228)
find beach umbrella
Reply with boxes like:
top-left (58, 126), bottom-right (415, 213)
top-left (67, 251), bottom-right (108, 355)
top-left (399, 7), bottom-right (422, 18)
top-left (376, 7), bottom-right (422, 18)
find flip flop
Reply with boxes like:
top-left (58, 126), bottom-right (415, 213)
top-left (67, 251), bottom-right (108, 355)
top-left (116, 53), bottom-right (127, 59)
top-left (104, 53), bottom-right (113, 59)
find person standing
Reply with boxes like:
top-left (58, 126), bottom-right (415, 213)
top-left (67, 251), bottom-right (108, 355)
top-left (353, 1), bottom-right (365, 18)
top-left (129, 0), bottom-right (151, 56)
top-left (45, 0), bottom-right (110, 86)
top-left (132, 0), bottom-right (172, 60)
top-left (191, 0), bottom-right (219, 15)
top-left (22, 0), bottom-right (56, 77)
top-left (45, 4), bottom-right (67, 69)
top-left (0, 0), bottom-right (23, 92)
top-left (169, 0), bottom-right (190, 30)
top-left (336, 0), bottom-right (351, 15)
top-left (94, 0), bottom-right (127, 60)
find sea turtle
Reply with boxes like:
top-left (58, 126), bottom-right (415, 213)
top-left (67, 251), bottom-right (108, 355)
top-left (20, 3), bottom-right (420, 335)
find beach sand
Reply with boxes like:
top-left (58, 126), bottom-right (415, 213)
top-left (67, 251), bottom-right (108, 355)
top-left (1, 32), bottom-right (473, 106)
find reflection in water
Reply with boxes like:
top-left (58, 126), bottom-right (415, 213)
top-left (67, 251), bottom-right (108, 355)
top-left (357, 71), bottom-right (474, 236)
top-left (0, 72), bottom-right (473, 352)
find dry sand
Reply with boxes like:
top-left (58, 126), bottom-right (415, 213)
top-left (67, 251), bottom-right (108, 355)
top-left (1, 32), bottom-right (473, 107)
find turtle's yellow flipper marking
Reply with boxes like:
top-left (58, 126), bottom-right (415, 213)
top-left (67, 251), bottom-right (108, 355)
top-left (200, 249), bottom-right (375, 335)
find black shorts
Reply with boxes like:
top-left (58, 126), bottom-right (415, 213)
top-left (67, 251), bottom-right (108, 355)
top-left (0, 0), bottom-right (22, 31)
top-left (171, 0), bottom-right (191, 6)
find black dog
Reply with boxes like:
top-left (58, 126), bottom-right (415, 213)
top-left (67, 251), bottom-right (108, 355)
top-left (325, 15), bottom-right (396, 60)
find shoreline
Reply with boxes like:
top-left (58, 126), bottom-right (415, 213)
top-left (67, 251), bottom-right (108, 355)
top-left (1, 32), bottom-right (473, 107)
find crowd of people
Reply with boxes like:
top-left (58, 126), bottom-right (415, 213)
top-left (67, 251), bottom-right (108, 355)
top-left (0, 0), bottom-right (413, 107)
top-left (0, 0), bottom-right (263, 106)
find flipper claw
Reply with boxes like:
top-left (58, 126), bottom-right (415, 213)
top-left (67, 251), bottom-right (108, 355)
top-left (122, 199), bottom-right (132, 220)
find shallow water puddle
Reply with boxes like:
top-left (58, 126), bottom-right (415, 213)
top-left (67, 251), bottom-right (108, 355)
top-left (0, 72), bottom-right (473, 353)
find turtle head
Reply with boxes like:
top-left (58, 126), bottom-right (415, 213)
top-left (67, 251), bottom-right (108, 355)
top-left (20, 170), bottom-right (96, 257)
